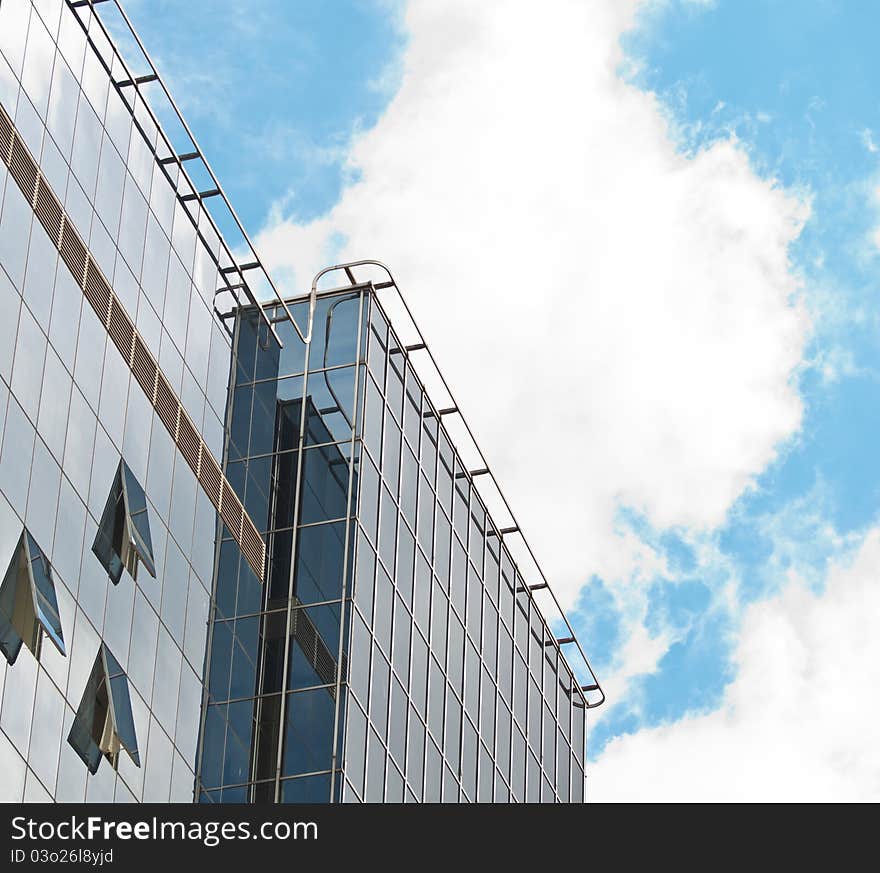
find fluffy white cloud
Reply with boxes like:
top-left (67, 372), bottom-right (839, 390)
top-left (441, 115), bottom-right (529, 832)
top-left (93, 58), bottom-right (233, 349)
top-left (591, 528), bottom-right (880, 801)
top-left (255, 0), bottom-right (809, 602)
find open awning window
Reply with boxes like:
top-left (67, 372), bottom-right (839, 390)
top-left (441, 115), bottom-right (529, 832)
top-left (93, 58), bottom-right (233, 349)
top-left (92, 460), bottom-right (156, 584)
top-left (0, 529), bottom-right (66, 665)
top-left (68, 644), bottom-right (141, 774)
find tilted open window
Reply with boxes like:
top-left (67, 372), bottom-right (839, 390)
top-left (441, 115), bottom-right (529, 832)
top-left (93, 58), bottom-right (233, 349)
top-left (0, 529), bottom-right (66, 665)
top-left (93, 460), bottom-right (156, 584)
top-left (68, 644), bottom-right (141, 774)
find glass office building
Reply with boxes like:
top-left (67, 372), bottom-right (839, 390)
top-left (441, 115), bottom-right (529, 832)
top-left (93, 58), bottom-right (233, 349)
top-left (0, 0), bottom-right (602, 804)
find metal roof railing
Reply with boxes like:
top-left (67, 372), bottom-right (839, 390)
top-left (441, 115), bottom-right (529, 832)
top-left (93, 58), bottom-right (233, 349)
top-left (66, 0), bottom-right (309, 347)
top-left (308, 262), bottom-right (605, 709)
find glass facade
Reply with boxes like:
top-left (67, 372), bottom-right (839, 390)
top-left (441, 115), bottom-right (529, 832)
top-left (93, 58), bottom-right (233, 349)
top-left (0, 0), bottom-right (597, 805)
top-left (199, 289), bottom-right (589, 803)
top-left (0, 0), bottom-right (228, 802)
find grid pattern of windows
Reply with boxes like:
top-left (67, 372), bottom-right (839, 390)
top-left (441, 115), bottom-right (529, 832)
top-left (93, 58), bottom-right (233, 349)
top-left (341, 295), bottom-right (587, 803)
top-left (202, 286), bottom-right (589, 803)
top-left (0, 0), bottom-right (233, 802)
top-left (199, 292), bottom-right (367, 802)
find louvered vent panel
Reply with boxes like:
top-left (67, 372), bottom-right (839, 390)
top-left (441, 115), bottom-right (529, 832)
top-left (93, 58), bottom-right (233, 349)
top-left (240, 515), bottom-right (265, 580)
top-left (177, 413), bottom-right (201, 476)
top-left (33, 177), bottom-right (63, 244)
top-left (154, 373), bottom-right (179, 435)
top-left (220, 481), bottom-right (243, 541)
top-left (108, 300), bottom-right (135, 360)
top-left (82, 261), bottom-right (112, 323)
top-left (8, 136), bottom-right (38, 203)
top-left (198, 451), bottom-right (223, 508)
top-left (0, 107), bottom-right (12, 163)
top-left (60, 222), bottom-right (88, 287)
top-left (131, 336), bottom-right (157, 397)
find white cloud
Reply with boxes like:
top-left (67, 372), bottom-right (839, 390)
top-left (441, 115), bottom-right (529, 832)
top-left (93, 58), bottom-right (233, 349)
top-left (255, 0), bottom-right (810, 603)
top-left (591, 528), bottom-right (880, 801)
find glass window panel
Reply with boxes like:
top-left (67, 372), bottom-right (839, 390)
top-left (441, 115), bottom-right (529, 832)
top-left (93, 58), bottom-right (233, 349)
top-left (442, 763), bottom-right (458, 803)
top-left (68, 644), bottom-right (140, 774)
top-left (409, 629), bottom-right (428, 717)
top-left (413, 549), bottom-right (431, 635)
top-left (94, 137), bottom-right (125, 235)
top-left (385, 354), bottom-right (403, 423)
top-left (373, 562), bottom-right (393, 654)
top-left (344, 697), bottom-right (367, 794)
top-left (434, 509), bottom-right (451, 587)
top-left (423, 737), bottom-right (441, 803)
top-left (384, 760), bottom-right (404, 802)
top-left (542, 704), bottom-right (556, 781)
top-left (444, 691), bottom-right (462, 773)
top-left (358, 450), bottom-right (380, 546)
top-left (484, 535), bottom-right (500, 603)
top-left (299, 444), bottom-right (351, 524)
top-left (513, 652), bottom-right (528, 730)
top-left (369, 644), bottom-right (390, 741)
top-left (377, 484), bottom-right (397, 573)
top-left (366, 317), bottom-right (386, 388)
top-left (293, 520), bottom-right (347, 604)
top-left (282, 687), bottom-right (335, 776)
top-left (403, 379), bottom-right (421, 453)
top-left (405, 706), bottom-right (424, 799)
top-left (464, 638), bottom-right (480, 718)
top-left (556, 727), bottom-right (570, 802)
top-left (430, 585), bottom-right (447, 665)
top-left (427, 655), bottom-right (444, 744)
top-left (140, 215), bottom-right (170, 316)
top-left (208, 620), bottom-right (233, 701)
top-left (118, 174), bottom-right (148, 276)
top-left (363, 373), bottom-right (383, 460)
top-left (482, 596), bottom-right (498, 673)
top-left (477, 742), bottom-right (493, 803)
top-left (391, 594), bottom-right (411, 684)
top-left (452, 478), bottom-right (469, 543)
top-left (419, 415), bottom-right (437, 481)
top-left (450, 537), bottom-right (467, 618)
top-left (571, 761), bottom-right (584, 803)
top-left (466, 562), bottom-right (482, 640)
top-left (526, 750), bottom-right (541, 802)
top-left (395, 519), bottom-right (415, 609)
top-left (365, 726), bottom-right (385, 802)
top-left (349, 608), bottom-right (372, 707)
top-left (498, 626), bottom-right (513, 703)
top-left (287, 600), bottom-right (344, 690)
top-left (454, 710), bottom-right (476, 792)
top-left (23, 218), bottom-right (57, 328)
top-left (416, 474), bottom-right (434, 555)
top-left (93, 460), bottom-right (156, 585)
top-left (447, 611), bottom-right (464, 698)
top-left (382, 407), bottom-right (401, 499)
top-left (399, 446), bottom-right (418, 530)
top-left (70, 98), bottom-right (101, 197)
top-left (311, 292), bottom-right (361, 370)
top-left (480, 668), bottom-right (496, 749)
top-left (388, 677), bottom-right (407, 769)
top-left (353, 532), bottom-right (375, 626)
top-left (11, 301), bottom-right (47, 424)
top-left (281, 772), bottom-right (331, 803)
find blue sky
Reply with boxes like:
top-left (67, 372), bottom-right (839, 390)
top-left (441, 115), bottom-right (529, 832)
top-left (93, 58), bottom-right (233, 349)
top-left (129, 1), bottom-right (880, 797)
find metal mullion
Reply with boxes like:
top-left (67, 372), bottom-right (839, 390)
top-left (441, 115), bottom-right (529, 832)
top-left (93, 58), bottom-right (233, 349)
top-left (271, 311), bottom-right (314, 803)
top-left (329, 288), bottom-right (365, 802)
